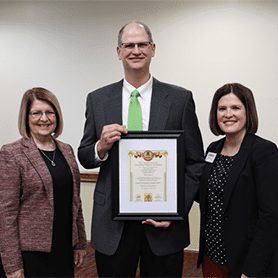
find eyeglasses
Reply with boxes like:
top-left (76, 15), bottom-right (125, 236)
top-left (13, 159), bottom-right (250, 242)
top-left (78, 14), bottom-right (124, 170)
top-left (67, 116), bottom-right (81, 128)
top-left (119, 41), bottom-right (153, 50)
top-left (29, 111), bottom-right (56, 119)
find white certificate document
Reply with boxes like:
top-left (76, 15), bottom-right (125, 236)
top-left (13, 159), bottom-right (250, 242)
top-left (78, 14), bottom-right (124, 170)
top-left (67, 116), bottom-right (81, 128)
top-left (128, 150), bottom-right (167, 202)
top-left (119, 138), bottom-right (177, 214)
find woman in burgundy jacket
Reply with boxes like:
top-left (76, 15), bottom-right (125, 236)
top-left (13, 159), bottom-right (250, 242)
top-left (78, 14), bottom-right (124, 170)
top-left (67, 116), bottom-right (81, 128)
top-left (0, 88), bottom-right (87, 277)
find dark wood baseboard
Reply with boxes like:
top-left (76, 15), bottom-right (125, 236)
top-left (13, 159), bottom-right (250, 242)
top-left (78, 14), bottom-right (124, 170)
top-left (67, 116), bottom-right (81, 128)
top-left (80, 172), bottom-right (98, 183)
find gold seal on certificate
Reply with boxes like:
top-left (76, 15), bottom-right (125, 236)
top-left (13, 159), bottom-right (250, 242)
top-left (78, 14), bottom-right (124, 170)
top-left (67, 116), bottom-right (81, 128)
top-left (144, 193), bottom-right (152, 202)
top-left (128, 150), bottom-right (168, 203)
top-left (143, 150), bottom-right (154, 161)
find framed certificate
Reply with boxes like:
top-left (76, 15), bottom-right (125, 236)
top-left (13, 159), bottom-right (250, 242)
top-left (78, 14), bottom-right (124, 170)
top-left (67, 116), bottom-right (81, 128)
top-left (112, 131), bottom-right (185, 220)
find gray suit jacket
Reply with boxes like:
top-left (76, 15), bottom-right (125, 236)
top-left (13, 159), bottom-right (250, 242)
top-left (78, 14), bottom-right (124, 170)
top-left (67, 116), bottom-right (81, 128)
top-left (78, 78), bottom-right (204, 256)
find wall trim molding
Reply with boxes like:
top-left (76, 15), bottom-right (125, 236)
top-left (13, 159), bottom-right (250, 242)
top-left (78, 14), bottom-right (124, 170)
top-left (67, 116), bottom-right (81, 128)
top-left (80, 172), bottom-right (98, 183)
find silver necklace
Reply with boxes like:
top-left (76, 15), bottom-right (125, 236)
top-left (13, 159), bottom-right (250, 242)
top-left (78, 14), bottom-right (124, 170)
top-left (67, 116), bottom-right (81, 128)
top-left (40, 149), bottom-right (56, 166)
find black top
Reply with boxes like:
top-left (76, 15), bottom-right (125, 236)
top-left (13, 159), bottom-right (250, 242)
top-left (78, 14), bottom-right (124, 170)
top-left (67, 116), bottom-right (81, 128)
top-left (205, 154), bottom-right (235, 265)
top-left (29, 147), bottom-right (74, 276)
top-left (42, 148), bottom-right (73, 251)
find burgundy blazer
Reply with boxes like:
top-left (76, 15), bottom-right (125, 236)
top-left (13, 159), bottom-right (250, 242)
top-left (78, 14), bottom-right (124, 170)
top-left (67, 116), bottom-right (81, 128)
top-left (0, 137), bottom-right (87, 274)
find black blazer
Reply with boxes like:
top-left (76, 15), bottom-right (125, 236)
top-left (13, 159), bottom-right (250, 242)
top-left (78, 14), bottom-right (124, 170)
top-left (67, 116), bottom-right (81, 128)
top-left (78, 78), bottom-right (204, 256)
top-left (197, 133), bottom-right (278, 277)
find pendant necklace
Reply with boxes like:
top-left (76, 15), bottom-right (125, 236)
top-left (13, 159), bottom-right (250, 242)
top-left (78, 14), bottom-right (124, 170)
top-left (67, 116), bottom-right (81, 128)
top-left (39, 149), bottom-right (56, 166)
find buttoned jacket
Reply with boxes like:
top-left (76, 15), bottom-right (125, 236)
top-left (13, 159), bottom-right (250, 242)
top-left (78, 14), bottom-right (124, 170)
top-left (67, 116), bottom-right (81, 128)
top-left (78, 78), bottom-right (204, 256)
top-left (0, 137), bottom-right (87, 274)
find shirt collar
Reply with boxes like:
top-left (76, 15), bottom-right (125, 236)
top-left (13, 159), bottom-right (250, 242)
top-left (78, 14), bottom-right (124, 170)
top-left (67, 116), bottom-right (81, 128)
top-left (123, 75), bottom-right (153, 99)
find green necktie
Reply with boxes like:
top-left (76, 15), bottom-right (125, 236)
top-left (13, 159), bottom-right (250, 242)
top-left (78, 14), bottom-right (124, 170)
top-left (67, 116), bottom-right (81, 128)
top-left (128, 89), bottom-right (143, 131)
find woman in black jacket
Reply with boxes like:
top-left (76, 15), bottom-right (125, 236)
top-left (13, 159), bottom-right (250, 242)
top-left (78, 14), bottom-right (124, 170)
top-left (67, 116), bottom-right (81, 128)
top-left (197, 83), bottom-right (278, 277)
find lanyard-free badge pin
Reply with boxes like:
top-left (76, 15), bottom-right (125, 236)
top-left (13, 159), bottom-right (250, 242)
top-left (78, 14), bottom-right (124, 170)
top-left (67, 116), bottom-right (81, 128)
top-left (205, 152), bottom-right (217, 163)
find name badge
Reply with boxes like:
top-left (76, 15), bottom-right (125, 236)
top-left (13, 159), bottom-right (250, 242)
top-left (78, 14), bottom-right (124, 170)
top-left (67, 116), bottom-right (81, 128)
top-left (205, 152), bottom-right (217, 163)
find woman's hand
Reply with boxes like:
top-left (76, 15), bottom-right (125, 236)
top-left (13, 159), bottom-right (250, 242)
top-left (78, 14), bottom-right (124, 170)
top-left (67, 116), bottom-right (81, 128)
top-left (142, 219), bottom-right (172, 229)
top-left (74, 249), bottom-right (87, 268)
top-left (7, 269), bottom-right (24, 278)
top-left (241, 274), bottom-right (249, 278)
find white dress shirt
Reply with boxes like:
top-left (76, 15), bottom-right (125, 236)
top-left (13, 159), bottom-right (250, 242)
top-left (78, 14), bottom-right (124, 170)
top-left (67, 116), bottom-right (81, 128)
top-left (122, 76), bottom-right (153, 131)
top-left (95, 76), bottom-right (153, 161)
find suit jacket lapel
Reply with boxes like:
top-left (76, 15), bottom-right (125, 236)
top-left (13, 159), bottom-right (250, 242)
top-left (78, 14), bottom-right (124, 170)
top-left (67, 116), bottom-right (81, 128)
top-left (21, 137), bottom-right (53, 202)
top-left (148, 78), bottom-right (170, 130)
top-left (102, 78), bottom-right (172, 129)
top-left (223, 134), bottom-right (256, 212)
top-left (104, 80), bottom-right (123, 125)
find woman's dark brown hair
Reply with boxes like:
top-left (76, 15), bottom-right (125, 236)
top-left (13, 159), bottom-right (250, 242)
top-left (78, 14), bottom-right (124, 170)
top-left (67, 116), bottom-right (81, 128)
top-left (209, 83), bottom-right (258, 135)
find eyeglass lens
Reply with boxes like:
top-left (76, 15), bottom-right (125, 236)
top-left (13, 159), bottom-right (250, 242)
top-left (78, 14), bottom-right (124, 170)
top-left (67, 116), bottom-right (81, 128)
top-left (121, 42), bottom-right (151, 49)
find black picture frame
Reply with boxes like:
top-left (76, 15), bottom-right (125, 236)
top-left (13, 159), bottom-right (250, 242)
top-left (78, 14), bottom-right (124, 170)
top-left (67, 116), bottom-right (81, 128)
top-left (112, 131), bottom-right (185, 220)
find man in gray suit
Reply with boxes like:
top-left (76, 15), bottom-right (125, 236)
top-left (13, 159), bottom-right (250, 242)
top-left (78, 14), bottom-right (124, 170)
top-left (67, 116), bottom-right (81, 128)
top-left (78, 21), bottom-right (204, 277)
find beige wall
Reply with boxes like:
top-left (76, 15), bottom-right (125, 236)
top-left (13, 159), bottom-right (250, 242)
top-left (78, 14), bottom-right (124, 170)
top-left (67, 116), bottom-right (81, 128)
top-left (1, 0), bottom-right (278, 252)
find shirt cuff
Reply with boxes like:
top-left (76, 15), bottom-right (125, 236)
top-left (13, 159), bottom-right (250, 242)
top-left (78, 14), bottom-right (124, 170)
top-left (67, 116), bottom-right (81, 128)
top-left (94, 141), bottom-right (109, 161)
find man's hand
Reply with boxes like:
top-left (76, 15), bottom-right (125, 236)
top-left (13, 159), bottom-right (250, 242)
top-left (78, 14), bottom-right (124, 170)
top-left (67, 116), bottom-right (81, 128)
top-left (97, 124), bottom-right (127, 158)
top-left (142, 219), bottom-right (172, 229)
